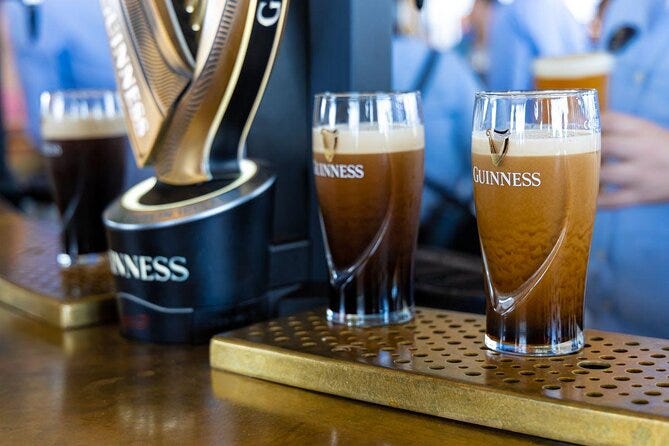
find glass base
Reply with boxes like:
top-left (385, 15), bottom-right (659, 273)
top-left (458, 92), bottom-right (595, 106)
top-left (326, 307), bottom-right (414, 327)
top-left (484, 331), bottom-right (584, 356)
top-left (57, 252), bottom-right (107, 269)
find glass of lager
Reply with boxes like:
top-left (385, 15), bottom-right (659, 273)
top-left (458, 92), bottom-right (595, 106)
top-left (472, 90), bottom-right (600, 355)
top-left (41, 90), bottom-right (127, 268)
top-left (533, 53), bottom-right (613, 111)
top-left (313, 92), bottom-right (424, 326)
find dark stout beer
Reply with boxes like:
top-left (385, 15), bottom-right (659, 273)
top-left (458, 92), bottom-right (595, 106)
top-left (313, 126), bottom-right (424, 322)
top-left (43, 116), bottom-right (127, 262)
top-left (472, 130), bottom-right (600, 350)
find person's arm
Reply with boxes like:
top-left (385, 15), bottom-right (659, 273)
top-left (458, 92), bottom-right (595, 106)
top-left (1, 15), bottom-right (29, 135)
top-left (598, 112), bottom-right (669, 207)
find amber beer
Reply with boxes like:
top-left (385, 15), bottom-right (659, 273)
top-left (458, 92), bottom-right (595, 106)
top-left (473, 129), bottom-right (600, 354)
top-left (313, 125), bottom-right (424, 325)
top-left (533, 53), bottom-right (613, 110)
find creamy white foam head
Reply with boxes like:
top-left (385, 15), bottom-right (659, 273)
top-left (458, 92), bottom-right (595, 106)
top-left (472, 129), bottom-right (600, 157)
top-left (533, 52), bottom-right (614, 79)
top-left (313, 124), bottom-right (424, 154)
top-left (42, 116), bottom-right (127, 140)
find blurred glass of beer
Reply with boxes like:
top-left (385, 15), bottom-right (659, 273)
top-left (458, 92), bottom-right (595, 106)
top-left (41, 90), bottom-right (127, 268)
top-left (533, 53), bottom-right (613, 110)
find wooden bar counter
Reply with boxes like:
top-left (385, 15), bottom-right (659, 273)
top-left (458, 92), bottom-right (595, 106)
top-left (0, 304), bottom-right (561, 445)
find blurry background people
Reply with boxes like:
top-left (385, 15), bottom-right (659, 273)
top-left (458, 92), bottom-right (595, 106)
top-left (1, 0), bottom-right (149, 200)
top-left (419, 0), bottom-right (475, 51)
top-left (393, 0), bottom-right (482, 250)
top-left (2, 0), bottom-right (116, 145)
top-left (0, 19), bottom-right (21, 201)
top-left (588, 0), bottom-right (610, 44)
top-left (395, 0), bottom-right (422, 37)
top-left (487, 0), bottom-right (590, 90)
top-left (585, 0), bottom-right (669, 338)
top-left (459, 0), bottom-right (495, 84)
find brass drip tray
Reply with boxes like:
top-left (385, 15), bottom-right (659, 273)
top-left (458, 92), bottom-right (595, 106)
top-left (211, 307), bottom-right (669, 446)
top-left (0, 207), bottom-right (116, 328)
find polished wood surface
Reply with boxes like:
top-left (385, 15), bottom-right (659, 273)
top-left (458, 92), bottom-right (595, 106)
top-left (0, 305), bottom-right (560, 445)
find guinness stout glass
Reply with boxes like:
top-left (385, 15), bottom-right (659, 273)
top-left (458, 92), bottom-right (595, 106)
top-left (313, 92), bottom-right (424, 326)
top-left (41, 90), bottom-right (127, 267)
top-left (472, 90), bottom-right (600, 355)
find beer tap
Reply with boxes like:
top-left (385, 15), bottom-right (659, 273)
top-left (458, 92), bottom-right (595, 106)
top-left (100, 0), bottom-right (289, 185)
top-left (101, 0), bottom-right (289, 343)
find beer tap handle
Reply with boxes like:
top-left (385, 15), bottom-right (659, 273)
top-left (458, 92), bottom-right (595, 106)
top-left (188, 0), bottom-right (208, 36)
top-left (146, 0), bottom-right (196, 71)
top-left (155, 0), bottom-right (290, 183)
top-left (102, 0), bottom-right (289, 185)
top-left (101, 0), bottom-right (158, 166)
top-left (118, 0), bottom-right (193, 111)
top-left (183, 0), bottom-right (197, 13)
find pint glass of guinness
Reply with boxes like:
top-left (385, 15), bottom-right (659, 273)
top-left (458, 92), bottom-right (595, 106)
top-left (472, 90), bottom-right (600, 355)
top-left (41, 90), bottom-right (127, 267)
top-left (313, 92), bottom-right (424, 326)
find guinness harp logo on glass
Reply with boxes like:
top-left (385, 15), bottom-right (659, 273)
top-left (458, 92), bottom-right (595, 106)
top-left (487, 128), bottom-right (511, 167)
top-left (321, 128), bottom-right (338, 163)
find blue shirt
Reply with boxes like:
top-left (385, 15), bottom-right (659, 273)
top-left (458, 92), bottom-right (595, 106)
top-left (487, 0), bottom-right (590, 90)
top-left (4, 1), bottom-right (116, 143)
top-left (392, 37), bottom-right (481, 244)
top-left (4, 2), bottom-right (151, 187)
top-left (585, 0), bottom-right (669, 338)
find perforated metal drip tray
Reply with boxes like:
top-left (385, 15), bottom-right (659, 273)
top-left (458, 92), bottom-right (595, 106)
top-left (211, 308), bottom-right (669, 446)
top-left (0, 208), bottom-right (115, 328)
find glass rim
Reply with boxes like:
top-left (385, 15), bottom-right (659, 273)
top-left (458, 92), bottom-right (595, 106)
top-left (40, 89), bottom-right (122, 118)
top-left (475, 89), bottom-right (597, 99)
top-left (41, 88), bottom-right (119, 99)
top-left (315, 91), bottom-right (421, 100)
